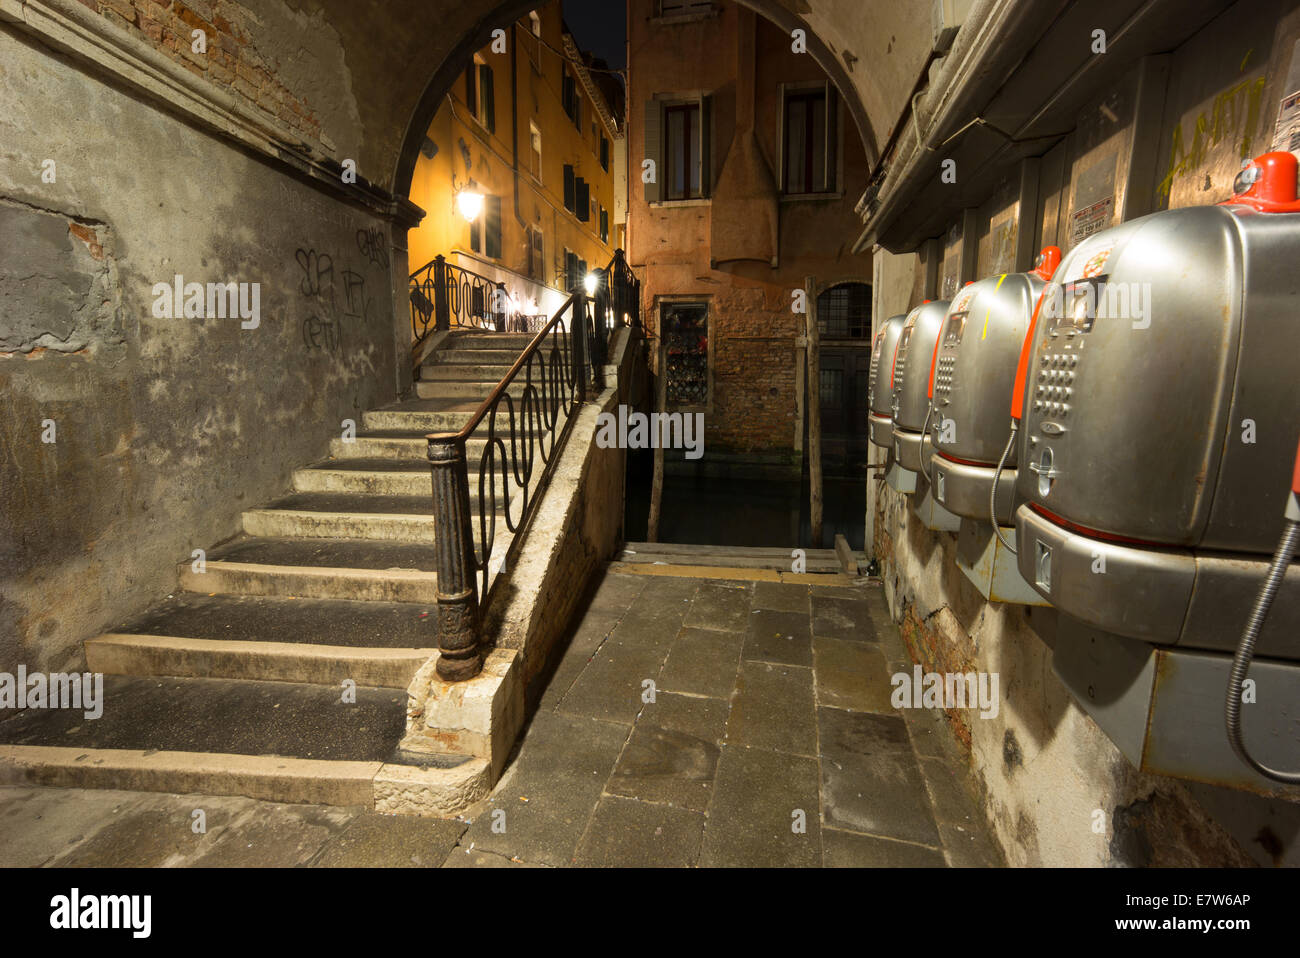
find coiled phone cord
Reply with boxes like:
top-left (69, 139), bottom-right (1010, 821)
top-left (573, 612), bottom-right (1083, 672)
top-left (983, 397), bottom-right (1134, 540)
top-left (919, 405), bottom-right (935, 483)
top-left (991, 420), bottom-right (1018, 554)
top-left (1225, 517), bottom-right (1300, 784)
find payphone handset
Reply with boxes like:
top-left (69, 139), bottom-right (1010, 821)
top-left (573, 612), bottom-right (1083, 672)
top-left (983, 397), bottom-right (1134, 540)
top-left (888, 298), bottom-right (951, 475)
top-left (868, 313), bottom-right (908, 449)
top-left (913, 249), bottom-right (1058, 530)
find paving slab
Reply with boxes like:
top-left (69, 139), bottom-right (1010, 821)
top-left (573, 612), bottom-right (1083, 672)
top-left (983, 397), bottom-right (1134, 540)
top-left (658, 627), bottom-right (744, 698)
top-left (725, 661), bottom-right (817, 757)
top-left (743, 609), bottom-right (813, 667)
top-left (822, 827), bottom-right (946, 867)
top-left (683, 581), bottom-right (753, 632)
top-left (811, 595), bottom-right (876, 642)
top-left (309, 812), bottom-right (466, 867)
top-left (940, 821), bottom-right (1006, 867)
top-left (189, 804), bottom-right (358, 867)
top-left (812, 636), bottom-right (895, 713)
top-left (574, 795), bottom-right (706, 867)
top-left (751, 581), bottom-right (811, 614)
top-left (607, 723), bottom-right (720, 813)
top-left (919, 755), bottom-right (984, 827)
top-left (553, 638), bottom-right (667, 726)
top-left (458, 711), bottom-right (628, 866)
top-left (699, 745), bottom-right (821, 868)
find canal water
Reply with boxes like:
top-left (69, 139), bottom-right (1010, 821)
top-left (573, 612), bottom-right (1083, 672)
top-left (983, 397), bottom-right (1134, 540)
top-left (623, 451), bottom-right (867, 551)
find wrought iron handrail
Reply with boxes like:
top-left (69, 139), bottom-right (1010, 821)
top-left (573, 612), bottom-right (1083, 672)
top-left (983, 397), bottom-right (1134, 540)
top-left (409, 254), bottom-right (507, 349)
top-left (424, 250), bottom-right (641, 682)
top-left (426, 292), bottom-right (592, 681)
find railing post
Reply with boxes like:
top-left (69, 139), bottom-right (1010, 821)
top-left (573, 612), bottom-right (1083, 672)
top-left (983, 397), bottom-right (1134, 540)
top-left (592, 269), bottom-right (608, 390)
top-left (494, 282), bottom-right (508, 332)
top-left (433, 255), bottom-right (449, 332)
top-left (428, 435), bottom-right (483, 681)
top-left (571, 294), bottom-right (588, 404)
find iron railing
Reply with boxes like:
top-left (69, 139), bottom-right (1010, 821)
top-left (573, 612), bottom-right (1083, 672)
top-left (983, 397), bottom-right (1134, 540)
top-left (409, 255), bottom-right (507, 349)
top-left (426, 249), bottom-right (641, 682)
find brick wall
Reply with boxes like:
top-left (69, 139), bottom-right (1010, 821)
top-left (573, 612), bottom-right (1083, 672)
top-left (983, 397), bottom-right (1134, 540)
top-left (644, 279), bottom-right (803, 458)
top-left (79, 0), bottom-right (320, 140)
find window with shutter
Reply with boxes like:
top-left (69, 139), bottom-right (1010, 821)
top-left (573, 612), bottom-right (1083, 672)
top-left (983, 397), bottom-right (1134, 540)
top-left (465, 63), bottom-right (477, 116)
top-left (528, 227), bottom-right (544, 280)
top-left (575, 178), bottom-right (590, 222)
top-left (480, 64), bottom-right (496, 133)
top-left (781, 84), bottom-right (837, 194)
top-left (563, 164), bottom-right (575, 212)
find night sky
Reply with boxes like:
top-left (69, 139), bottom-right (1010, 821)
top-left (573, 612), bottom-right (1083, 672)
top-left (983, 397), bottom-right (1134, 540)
top-left (562, 0), bottom-right (627, 70)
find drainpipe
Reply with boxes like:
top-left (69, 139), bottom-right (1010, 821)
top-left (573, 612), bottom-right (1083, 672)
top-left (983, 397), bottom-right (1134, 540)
top-left (852, 0), bottom-right (1038, 253)
top-left (512, 22), bottom-right (524, 230)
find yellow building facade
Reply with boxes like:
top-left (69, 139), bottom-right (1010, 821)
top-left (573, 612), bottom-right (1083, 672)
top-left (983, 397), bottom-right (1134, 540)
top-left (408, 3), bottom-right (623, 323)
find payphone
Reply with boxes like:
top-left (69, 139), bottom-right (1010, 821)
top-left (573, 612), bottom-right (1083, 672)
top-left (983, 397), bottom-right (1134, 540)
top-left (927, 249), bottom-right (1059, 524)
top-left (868, 314), bottom-right (907, 449)
top-left (1013, 152), bottom-right (1300, 658)
top-left (888, 299), bottom-right (950, 484)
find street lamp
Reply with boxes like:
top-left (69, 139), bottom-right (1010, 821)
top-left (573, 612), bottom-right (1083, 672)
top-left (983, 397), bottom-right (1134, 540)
top-left (452, 174), bottom-right (484, 222)
top-left (456, 188), bottom-right (484, 223)
top-left (583, 271), bottom-right (599, 296)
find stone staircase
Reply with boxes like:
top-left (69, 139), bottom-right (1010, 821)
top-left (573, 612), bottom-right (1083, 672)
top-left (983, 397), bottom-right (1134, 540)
top-left (0, 330), bottom-right (561, 815)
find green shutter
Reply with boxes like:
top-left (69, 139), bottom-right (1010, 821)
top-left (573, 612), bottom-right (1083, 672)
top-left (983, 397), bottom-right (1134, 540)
top-left (576, 178), bottom-right (590, 222)
top-left (564, 164), bottom-right (575, 212)
top-left (482, 65), bottom-right (496, 133)
top-left (485, 195), bottom-right (502, 259)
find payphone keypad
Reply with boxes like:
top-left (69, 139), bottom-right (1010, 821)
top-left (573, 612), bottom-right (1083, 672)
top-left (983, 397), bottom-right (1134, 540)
top-left (1033, 352), bottom-right (1079, 418)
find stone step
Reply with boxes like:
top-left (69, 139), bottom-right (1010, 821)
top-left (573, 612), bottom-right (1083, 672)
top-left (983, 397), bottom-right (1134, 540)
top-left (87, 591), bottom-right (435, 687)
top-left (427, 348), bottom-right (527, 365)
top-left (0, 674), bottom-right (407, 761)
top-left (329, 433), bottom-right (490, 460)
top-left (294, 458), bottom-right (433, 496)
top-left (0, 674), bottom-right (490, 813)
top-left (448, 332), bottom-right (565, 350)
top-left (362, 401), bottom-right (479, 434)
top-left (110, 591), bottom-right (438, 647)
top-left (419, 363), bottom-right (533, 382)
top-left (616, 542), bottom-right (845, 573)
top-left (242, 494), bottom-right (518, 554)
top-left (414, 378), bottom-right (533, 401)
top-left (181, 556), bottom-right (438, 603)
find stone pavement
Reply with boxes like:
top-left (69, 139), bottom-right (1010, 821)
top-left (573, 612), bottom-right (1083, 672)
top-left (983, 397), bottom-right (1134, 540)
top-left (449, 566), bottom-right (1003, 867)
top-left (0, 566), bottom-right (1003, 868)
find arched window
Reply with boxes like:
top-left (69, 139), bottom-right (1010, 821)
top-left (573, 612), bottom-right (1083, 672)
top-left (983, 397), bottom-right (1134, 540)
top-left (816, 282), bottom-right (871, 338)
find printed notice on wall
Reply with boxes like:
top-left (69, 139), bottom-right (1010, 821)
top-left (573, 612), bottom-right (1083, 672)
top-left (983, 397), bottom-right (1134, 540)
top-left (1068, 148), bottom-right (1117, 248)
top-left (1271, 39), bottom-right (1300, 154)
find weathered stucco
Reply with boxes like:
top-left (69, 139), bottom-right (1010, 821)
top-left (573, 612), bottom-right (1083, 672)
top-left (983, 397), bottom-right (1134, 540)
top-left (0, 24), bottom-right (397, 671)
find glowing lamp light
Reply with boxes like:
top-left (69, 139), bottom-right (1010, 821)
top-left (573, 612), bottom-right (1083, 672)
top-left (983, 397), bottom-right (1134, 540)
top-left (456, 189), bottom-right (484, 223)
top-left (583, 272), bottom-right (598, 296)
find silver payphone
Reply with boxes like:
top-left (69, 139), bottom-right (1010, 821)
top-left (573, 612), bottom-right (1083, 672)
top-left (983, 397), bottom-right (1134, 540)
top-left (927, 249), bottom-right (1058, 523)
top-left (888, 299), bottom-right (950, 483)
top-left (1014, 155), bottom-right (1300, 657)
top-left (868, 314), bottom-right (907, 449)
top-left (1012, 151), bottom-right (1300, 792)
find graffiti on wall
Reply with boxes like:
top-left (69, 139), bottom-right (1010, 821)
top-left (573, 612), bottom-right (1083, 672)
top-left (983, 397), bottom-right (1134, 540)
top-left (1157, 69), bottom-right (1268, 202)
top-left (294, 238), bottom-right (378, 353)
